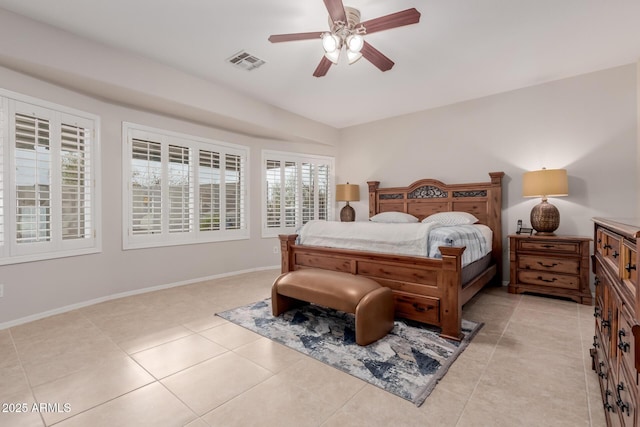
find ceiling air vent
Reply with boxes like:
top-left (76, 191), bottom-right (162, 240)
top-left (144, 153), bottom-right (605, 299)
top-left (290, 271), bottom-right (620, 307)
top-left (227, 51), bottom-right (266, 71)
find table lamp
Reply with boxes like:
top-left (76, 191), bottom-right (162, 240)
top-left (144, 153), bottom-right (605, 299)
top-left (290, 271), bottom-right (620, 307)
top-left (522, 168), bottom-right (568, 235)
top-left (335, 183), bottom-right (360, 222)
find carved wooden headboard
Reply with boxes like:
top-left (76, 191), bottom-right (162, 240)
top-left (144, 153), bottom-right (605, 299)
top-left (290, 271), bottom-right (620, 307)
top-left (367, 172), bottom-right (505, 274)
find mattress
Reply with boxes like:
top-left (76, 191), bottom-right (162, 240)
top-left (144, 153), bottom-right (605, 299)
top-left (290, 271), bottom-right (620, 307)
top-left (297, 220), bottom-right (492, 267)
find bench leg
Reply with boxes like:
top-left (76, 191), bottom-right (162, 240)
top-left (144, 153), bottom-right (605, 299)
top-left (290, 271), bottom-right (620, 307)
top-left (355, 287), bottom-right (395, 346)
top-left (272, 283), bottom-right (308, 316)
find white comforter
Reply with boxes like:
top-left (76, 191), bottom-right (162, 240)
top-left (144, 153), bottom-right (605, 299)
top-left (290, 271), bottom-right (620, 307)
top-left (297, 220), bottom-right (491, 266)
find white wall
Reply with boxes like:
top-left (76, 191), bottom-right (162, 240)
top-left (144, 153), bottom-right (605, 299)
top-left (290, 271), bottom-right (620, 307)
top-left (0, 66), bottom-right (337, 326)
top-left (338, 64), bottom-right (638, 281)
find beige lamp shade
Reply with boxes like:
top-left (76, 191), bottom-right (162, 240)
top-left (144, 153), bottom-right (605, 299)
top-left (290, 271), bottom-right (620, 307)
top-left (335, 183), bottom-right (360, 202)
top-left (522, 168), bottom-right (568, 198)
top-left (522, 168), bottom-right (568, 235)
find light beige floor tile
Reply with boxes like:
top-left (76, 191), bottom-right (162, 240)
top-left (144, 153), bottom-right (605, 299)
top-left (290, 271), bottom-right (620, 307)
top-left (118, 325), bottom-right (194, 354)
top-left (132, 334), bottom-right (228, 379)
top-left (11, 312), bottom-right (125, 387)
top-left (517, 294), bottom-right (581, 318)
top-left (54, 382), bottom-right (197, 427)
top-left (275, 357), bottom-right (365, 409)
top-left (182, 314), bottom-right (227, 333)
top-left (202, 375), bottom-right (339, 427)
top-left (433, 355), bottom-right (486, 399)
top-left (199, 322), bottom-right (261, 350)
top-left (418, 387), bottom-right (468, 424)
top-left (321, 384), bottom-right (429, 427)
top-left (233, 337), bottom-right (304, 373)
top-left (32, 355), bottom-right (154, 425)
top-left (0, 390), bottom-right (43, 427)
top-left (161, 351), bottom-right (272, 415)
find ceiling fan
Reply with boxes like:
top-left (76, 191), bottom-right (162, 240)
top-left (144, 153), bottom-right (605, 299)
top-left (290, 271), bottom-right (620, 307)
top-left (268, 0), bottom-right (421, 77)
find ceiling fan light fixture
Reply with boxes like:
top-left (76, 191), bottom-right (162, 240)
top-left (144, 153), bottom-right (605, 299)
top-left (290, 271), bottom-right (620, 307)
top-left (321, 32), bottom-right (341, 53)
top-left (324, 49), bottom-right (341, 64)
top-left (346, 34), bottom-right (364, 53)
top-left (347, 49), bottom-right (362, 64)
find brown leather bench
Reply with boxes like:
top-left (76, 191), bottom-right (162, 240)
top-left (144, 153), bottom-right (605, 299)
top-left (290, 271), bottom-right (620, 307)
top-left (271, 268), bottom-right (395, 345)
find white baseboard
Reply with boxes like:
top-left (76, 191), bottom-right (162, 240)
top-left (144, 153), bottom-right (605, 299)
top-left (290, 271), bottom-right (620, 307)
top-left (0, 265), bottom-right (280, 330)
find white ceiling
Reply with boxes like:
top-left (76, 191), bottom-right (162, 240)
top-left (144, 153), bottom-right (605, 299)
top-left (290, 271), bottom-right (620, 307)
top-left (1, 0), bottom-right (640, 129)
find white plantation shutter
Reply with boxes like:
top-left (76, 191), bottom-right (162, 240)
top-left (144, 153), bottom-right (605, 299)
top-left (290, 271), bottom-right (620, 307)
top-left (301, 163), bottom-right (314, 224)
top-left (0, 92), bottom-right (100, 265)
top-left (317, 164), bottom-right (330, 221)
top-left (283, 161), bottom-right (297, 227)
top-left (60, 121), bottom-right (92, 240)
top-left (199, 149), bottom-right (220, 231)
top-left (168, 144), bottom-right (192, 233)
top-left (262, 151), bottom-right (334, 237)
top-left (265, 159), bottom-right (281, 228)
top-left (131, 139), bottom-right (162, 235)
top-left (123, 123), bottom-right (248, 249)
top-left (14, 112), bottom-right (52, 244)
top-left (224, 153), bottom-right (244, 230)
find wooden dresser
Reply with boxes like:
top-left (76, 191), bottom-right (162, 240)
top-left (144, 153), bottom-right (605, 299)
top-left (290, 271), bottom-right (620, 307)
top-left (591, 218), bottom-right (640, 426)
top-left (508, 234), bottom-right (592, 304)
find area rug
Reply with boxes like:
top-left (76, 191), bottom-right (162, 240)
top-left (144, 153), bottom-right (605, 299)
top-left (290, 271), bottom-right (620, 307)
top-left (216, 299), bottom-right (482, 406)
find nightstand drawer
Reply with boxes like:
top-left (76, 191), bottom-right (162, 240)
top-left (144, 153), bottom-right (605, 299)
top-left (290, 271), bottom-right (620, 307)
top-left (518, 255), bottom-right (580, 275)
top-left (517, 270), bottom-right (579, 290)
top-left (519, 240), bottom-right (580, 254)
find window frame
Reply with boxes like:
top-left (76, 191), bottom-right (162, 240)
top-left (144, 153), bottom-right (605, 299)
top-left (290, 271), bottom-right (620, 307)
top-left (122, 122), bottom-right (250, 250)
top-left (0, 89), bottom-right (101, 266)
top-left (261, 150), bottom-right (334, 238)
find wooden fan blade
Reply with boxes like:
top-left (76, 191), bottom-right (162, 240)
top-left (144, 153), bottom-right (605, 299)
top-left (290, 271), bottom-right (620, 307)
top-left (323, 0), bottom-right (346, 23)
top-left (360, 8), bottom-right (421, 34)
top-left (313, 57), bottom-right (333, 77)
top-left (268, 32), bottom-right (323, 43)
top-left (361, 41), bottom-right (394, 72)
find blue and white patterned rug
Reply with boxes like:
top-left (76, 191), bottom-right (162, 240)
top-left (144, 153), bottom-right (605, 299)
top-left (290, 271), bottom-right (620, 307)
top-left (217, 299), bottom-right (482, 406)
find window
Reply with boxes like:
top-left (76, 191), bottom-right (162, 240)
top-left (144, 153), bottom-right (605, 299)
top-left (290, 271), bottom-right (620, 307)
top-left (262, 150), bottom-right (334, 237)
top-left (123, 123), bottom-right (249, 249)
top-left (0, 90), bottom-right (100, 265)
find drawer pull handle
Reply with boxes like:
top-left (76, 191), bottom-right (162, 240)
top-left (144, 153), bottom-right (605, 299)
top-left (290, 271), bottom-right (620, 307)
top-left (593, 335), bottom-right (600, 348)
top-left (604, 390), bottom-right (614, 412)
top-left (541, 244), bottom-right (556, 249)
top-left (612, 251), bottom-right (619, 259)
top-left (618, 330), bottom-right (631, 353)
top-left (616, 383), bottom-right (630, 416)
top-left (412, 303), bottom-right (425, 313)
top-left (594, 276), bottom-right (600, 286)
top-left (625, 263), bottom-right (637, 272)
top-left (604, 244), bottom-right (612, 250)
top-left (537, 276), bottom-right (557, 283)
top-left (594, 307), bottom-right (601, 318)
top-left (537, 261), bottom-right (558, 268)
top-left (602, 319), bottom-right (611, 330)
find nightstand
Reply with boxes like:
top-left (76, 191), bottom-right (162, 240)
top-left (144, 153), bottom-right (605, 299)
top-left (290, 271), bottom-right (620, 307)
top-left (508, 234), bottom-right (592, 305)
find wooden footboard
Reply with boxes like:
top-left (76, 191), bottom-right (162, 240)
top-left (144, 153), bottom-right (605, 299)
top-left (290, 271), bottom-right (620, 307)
top-left (279, 234), bottom-right (480, 341)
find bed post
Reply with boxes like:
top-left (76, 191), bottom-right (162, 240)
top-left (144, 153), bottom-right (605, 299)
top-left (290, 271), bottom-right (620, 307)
top-left (367, 181), bottom-right (380, 219)
top-left (279, 234), bottom-right (297, 273)
top-left (488, 172), bottom-right (505, 284)
top-left (439, 246), bottom-right (465, 341)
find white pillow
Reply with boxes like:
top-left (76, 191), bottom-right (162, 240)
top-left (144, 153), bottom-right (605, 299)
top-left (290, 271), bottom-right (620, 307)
top-left (370, 212), bottom-right (419, 223)
top-left (422, 211), bottom-right (479, 225)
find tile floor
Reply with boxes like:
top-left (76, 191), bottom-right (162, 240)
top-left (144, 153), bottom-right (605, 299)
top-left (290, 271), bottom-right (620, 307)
top-left (0, 269), bottom-right (605, 427)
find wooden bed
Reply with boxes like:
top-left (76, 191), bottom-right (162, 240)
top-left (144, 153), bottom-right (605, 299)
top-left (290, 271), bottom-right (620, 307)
top-left (278, 172), bottom-right (504, 340)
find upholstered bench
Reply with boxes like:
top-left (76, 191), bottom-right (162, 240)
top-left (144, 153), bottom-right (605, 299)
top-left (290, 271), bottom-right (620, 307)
top-left (271, 268), bottom-right (395, 346)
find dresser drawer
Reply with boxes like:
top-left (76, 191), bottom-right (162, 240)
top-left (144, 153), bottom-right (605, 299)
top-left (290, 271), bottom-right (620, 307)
top-left (392, 291), bottom-right (440, 324)
top-left (517, 270), bottom-right (579, 290)
top-left (622, 240), bottom-right (638, 290)
top-left (617, 305), bottom-right (637, 378)
top-left (601, 230), bottom-right (622, 275)
top-left (518, 255), bottom-right (579, 275)
top-left (519, 240), bottom-right (580, 254)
